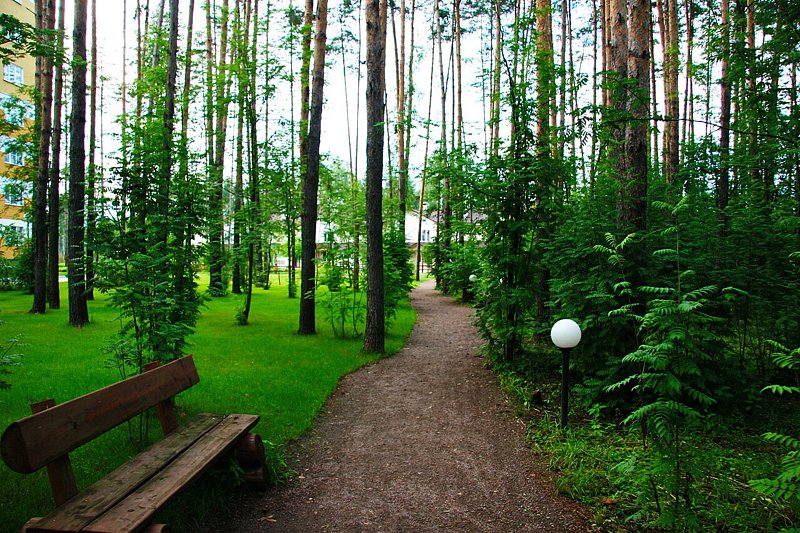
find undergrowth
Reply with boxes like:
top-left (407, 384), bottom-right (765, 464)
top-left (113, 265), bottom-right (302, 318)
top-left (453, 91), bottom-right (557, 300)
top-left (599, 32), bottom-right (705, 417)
top-left (494, 361), bottom-right (800, 531)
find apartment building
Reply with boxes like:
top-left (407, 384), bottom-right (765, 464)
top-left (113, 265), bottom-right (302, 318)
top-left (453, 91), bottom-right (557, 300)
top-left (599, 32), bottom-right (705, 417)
top-left (0, 0), bottom-right (36, 258)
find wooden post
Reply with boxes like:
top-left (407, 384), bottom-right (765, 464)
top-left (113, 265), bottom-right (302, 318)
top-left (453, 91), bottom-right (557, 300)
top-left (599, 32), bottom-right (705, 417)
top-left (144, 361), bottom-right (179, 434)
top-left (30, 400), bottom-right (78, 505)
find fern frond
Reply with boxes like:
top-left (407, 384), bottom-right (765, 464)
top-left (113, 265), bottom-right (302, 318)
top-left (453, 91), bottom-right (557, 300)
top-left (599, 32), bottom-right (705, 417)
top-left (591, 244), bottom-right (613, 255)
top-left (618, 232), bottom-right (637, 249)
top-left (763, 433), bottom-right (800, 449)
top-left (685, 285), bottom-right (718, 300)
top-left (613, 281), bottom-right (631, 293)
top-left (761, 385), bottom-right (800, 395)
top-left (640, 286), bottom-right (673, 295)
top-left (748, 478), bottom-right (800, 500)
top-left (653, 248), bottom-right (677, 257)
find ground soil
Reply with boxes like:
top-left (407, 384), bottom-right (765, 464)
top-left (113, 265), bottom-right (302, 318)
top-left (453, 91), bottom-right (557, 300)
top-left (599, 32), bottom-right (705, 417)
top-left (209, 280), bottom-right (592, 532)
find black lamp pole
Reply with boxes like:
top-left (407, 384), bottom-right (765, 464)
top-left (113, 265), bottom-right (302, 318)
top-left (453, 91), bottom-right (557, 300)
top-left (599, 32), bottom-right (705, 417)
top-left (560, 347), bottom-right (571, 429)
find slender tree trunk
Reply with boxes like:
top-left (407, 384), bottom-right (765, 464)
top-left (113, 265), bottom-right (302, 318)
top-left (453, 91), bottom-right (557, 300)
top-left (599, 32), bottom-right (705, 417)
top-left (232, 0), bottom-right (245, 295)
top-left (241, 0), bottom-right (261, 324)
top-left (396, 0), bottom-right (407, 229)
top-left (68, 0), bottom-right (90, 327)
top-left (48, 0), bottom-right (66, 309)
top-left (298, 0), bottom-right (313, 167)
top-left (660, 0), bottom-right (679, 187)
top-left (535, 0), bottom-right (554, 150)
top-left (31, 0), bottom-right (55, 314)
top-left (491, 0), bottom-right (501, 155)
top-left (298, 0), bottom-right (329, 335)
top-left (363, 0), bottom-right (387, 353)
top-left (85, 0), bottom-right (97, 300)
top-left (174, 0), bottom-right (196, 302)
top-left (416, 39), bottom-right (436, 281)
top-left (208, 0), bottom-right (232, 295)
top-left (718, 0), bottom-right (731, 238)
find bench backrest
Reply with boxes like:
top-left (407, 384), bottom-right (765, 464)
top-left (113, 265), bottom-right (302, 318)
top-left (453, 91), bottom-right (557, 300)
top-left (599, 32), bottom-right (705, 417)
top-left (1, 356), bottom-right (199, 475)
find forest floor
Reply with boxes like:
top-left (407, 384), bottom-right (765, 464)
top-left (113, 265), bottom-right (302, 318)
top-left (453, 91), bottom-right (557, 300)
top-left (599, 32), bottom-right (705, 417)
top-left (208, 280), bottom-right (592, 532)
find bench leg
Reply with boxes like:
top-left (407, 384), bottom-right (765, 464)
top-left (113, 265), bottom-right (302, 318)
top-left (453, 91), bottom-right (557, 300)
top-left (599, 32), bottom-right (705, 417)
top-left (235, 433), bottom-right (268, 487)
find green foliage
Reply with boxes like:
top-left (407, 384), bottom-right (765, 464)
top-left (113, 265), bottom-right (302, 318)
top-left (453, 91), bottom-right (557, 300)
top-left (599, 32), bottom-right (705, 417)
top-left (0, 322), bottom-right (22, 392)
top-left (604, 196), bottom-right (730, 528)
top-left (382, 228), bottom-right (413, 328)
top-left (96, 25), bottom-right (206, 374)
top-left (438, 240), bottom-right (482, 301)
top-left (750, 341), bottom-right (800, 504)
top-left (0, 14), bottom-right (62, 64)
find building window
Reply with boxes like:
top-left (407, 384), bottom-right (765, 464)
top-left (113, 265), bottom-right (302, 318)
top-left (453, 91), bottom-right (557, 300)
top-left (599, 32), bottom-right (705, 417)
top-left (3, 64), bottom-right (24, 86)
top-left (0, 93), bottom-right (26, 127)
top-left (3, 151), bottom-right (24, 166)
top-left (3, 186), bottom-right (23, 205)
top-left (0, 135), bottom-right (25, 166)
top-left (1, 176), bottom-right (27, 205)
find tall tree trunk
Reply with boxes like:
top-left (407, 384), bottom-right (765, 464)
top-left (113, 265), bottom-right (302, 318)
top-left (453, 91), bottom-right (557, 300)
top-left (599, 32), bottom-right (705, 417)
top-left (534, 0), bottom-right (554, 322)
top-left (607, 0), bottom-right (629, 231)
top-left (363, 0), bottom-right (387, 353)
top-left (174, 0), bottom-right (196, 303)
top-left (660, 0), bottom-right (680, 187)
top-left (718, 0), bottom-right (731, 238)
top-left (85, 0), bottom-right (97, 300)
top-left (48, 0), bottom-right (66, 309)
top-left (621, 0), bottom-right (650, 233)
top-left (298, 0), bottom-right (313, 167)
top-left (208, 0), bottom-right (232, 295)
top-left (298, 0), bottom-right (329, 335)
top-left (396, 0), bottom-right (407, 229)
top-left (535, 0), bottom-right (554, 150)
top-left (491, 0), bottom-right (502, 155)
top-left (416, 37), bottom-right (436, 281)
top-left (232, 0), bottom-right (246, 296)
top-left (68, 0), bottom-right (90, 328)
top-left (241, 0), bottom-right (261, 324)
top-left (31, 0), bottom-right (55, 314)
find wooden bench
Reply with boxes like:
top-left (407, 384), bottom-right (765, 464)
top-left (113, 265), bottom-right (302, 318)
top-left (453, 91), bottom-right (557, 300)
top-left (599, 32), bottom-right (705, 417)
top-left (1, 356), bottom-right (267, 533)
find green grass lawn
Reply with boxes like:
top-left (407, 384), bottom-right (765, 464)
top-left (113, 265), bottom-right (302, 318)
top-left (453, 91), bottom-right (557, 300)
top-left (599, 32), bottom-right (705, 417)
top-left (0, 278), bottom-right (416, 531)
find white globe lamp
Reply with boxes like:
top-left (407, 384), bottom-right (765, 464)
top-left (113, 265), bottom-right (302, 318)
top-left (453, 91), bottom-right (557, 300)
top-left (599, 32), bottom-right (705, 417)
top-left (550, 319), bottom-right (582, 429)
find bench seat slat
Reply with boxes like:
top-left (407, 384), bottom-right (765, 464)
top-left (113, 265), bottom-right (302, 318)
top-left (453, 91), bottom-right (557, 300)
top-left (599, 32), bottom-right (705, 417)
top-left (2, 358), bottom-right (199, 474)
top-left (81, 413), bottom-right (259, 533)
top-left (27, 414), bottom-right (224, 533)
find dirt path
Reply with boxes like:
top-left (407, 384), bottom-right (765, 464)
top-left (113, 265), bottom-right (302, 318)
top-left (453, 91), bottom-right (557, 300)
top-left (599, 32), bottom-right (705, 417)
top-left (212, 280), bottom-right (591, 532)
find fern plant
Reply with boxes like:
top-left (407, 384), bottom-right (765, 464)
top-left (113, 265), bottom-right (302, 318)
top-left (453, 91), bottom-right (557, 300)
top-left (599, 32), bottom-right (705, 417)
top-left (749, 340), bottom-right (800, 502)
top-left (606, 197), bottom-right (724, 530)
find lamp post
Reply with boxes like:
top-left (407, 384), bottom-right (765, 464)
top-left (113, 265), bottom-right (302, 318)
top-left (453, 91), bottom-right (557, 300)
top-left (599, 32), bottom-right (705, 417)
top-left (550, 319), bottom-right (582, 429)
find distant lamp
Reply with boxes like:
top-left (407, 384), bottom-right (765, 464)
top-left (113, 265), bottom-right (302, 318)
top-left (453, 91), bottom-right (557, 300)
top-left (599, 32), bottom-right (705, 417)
top-left (550, 319), bottom-right (582, 429)
top-left (468, 274), bottom-right (477, 283)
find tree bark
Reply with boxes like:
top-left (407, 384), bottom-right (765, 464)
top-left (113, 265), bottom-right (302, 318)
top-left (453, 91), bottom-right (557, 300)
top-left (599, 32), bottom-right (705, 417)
top-left (85, 0), bottom-right (97, 300)
top-left (660, 0), bottom-right (679, 187)
top-left (718, 0), bottom-right (731, 238)
top-left (363, 0), bottom-right (387, 353)
top-left (31, 0), bottom-right (55, 314)
top-left (68, 0), bottom-right (90, 327)
top-left (48, 0), bottom-right (66, 309)
top-left (298, 0), bottom-right (329, 335)
top-left (621, 0), bottom-right (650, 233)
top-left (208, 0), bottom-right (232, 295)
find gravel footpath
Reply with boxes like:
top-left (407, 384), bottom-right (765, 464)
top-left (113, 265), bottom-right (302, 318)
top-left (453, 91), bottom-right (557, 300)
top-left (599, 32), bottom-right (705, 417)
top-left (209, 280), bottom-right (591, 532)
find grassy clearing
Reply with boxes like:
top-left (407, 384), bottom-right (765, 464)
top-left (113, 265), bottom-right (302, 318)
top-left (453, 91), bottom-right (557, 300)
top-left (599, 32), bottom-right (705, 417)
top-left (0, 279), bottom-right (415, 532)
